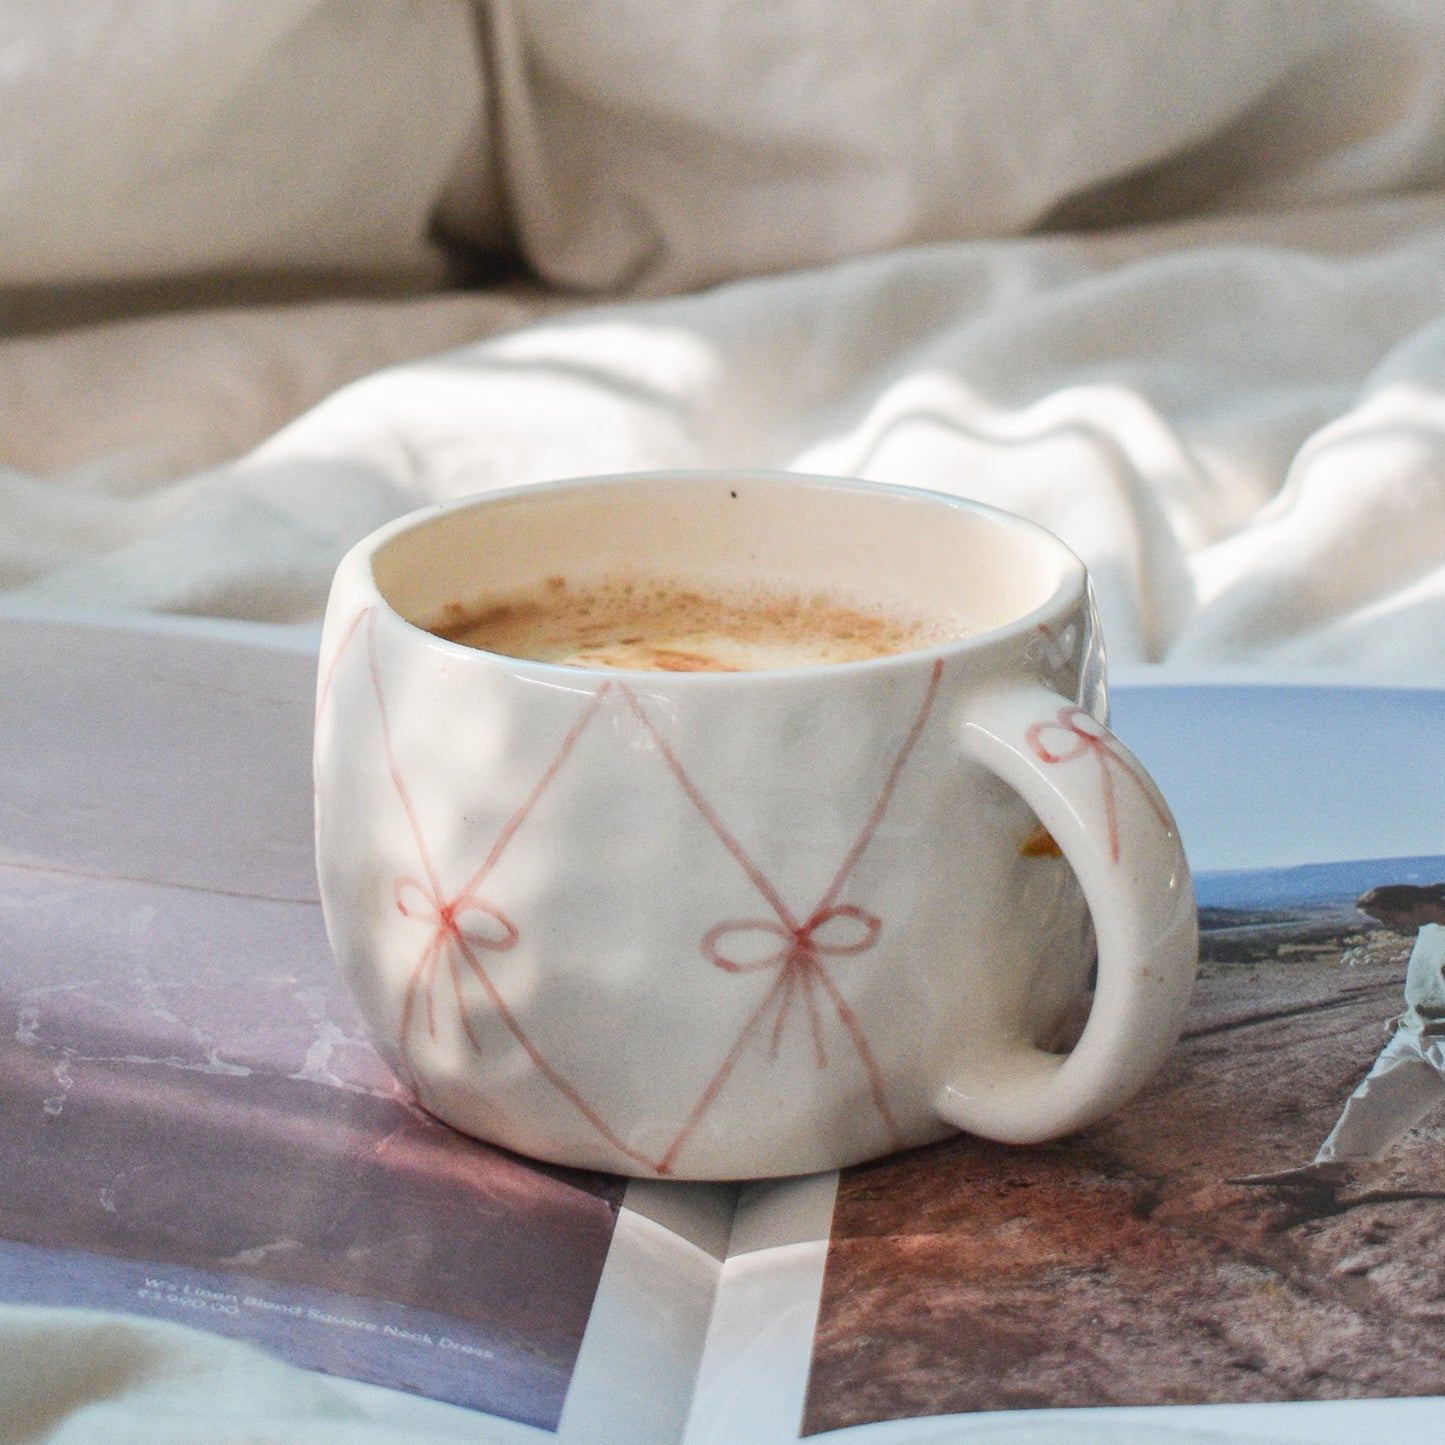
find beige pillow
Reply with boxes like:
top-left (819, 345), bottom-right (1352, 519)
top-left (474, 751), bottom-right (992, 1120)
top-left (458, 0), bottom-right (1355, 294)
top-left (0, 0), bottom-right (482, 293)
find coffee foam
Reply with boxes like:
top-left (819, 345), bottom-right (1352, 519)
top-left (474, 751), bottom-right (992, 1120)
top-left (434, 574), bottom-right (959, 671)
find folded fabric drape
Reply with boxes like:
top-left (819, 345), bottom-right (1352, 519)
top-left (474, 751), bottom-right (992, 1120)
top-left (9, 193), bottom-right (1445, 678)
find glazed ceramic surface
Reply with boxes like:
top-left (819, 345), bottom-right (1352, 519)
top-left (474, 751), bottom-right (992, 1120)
top-left (314, 472), bottom-right (1197, 1179)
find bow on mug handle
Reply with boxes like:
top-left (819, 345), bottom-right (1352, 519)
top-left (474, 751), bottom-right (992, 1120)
top-left (934, 686), bottom-right (1198, 1144)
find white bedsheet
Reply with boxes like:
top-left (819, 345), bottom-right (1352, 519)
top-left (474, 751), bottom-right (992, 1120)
top-left (6, 191), bottom-right (1445, 679)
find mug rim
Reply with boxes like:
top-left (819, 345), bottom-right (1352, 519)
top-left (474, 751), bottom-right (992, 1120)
top-left (345, 469), bottom-right (1089, 681)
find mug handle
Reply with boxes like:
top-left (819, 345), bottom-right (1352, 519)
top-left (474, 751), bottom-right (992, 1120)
top-left (934, 684), bottom-right (1198, 1144)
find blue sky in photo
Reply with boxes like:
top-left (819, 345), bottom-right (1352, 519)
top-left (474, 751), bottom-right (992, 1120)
top-left (1110, 684), bottom-right (1445, 875)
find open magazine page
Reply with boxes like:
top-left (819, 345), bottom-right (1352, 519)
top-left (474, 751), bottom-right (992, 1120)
top-left (14, 617), bottom-right (1445, 1442)
top-left (0, 617), bottom-right (731, 1441)
top-left (685, 683), bottom-right (1445, 1444)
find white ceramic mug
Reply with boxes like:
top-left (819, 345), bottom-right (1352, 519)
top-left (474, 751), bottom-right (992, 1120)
top-left (314, 472), bottom-right (1196, 1179)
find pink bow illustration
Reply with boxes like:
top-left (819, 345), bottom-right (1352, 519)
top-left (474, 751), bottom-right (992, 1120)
top-left (703, 904), bottom-right (883, 1066)
top-left (394, 874), bottom-right (519, 1048)
top-left (1025, 705), bottom-right (1169, 863)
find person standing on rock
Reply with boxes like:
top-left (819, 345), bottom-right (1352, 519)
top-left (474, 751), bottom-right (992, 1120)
top-left (1312, 884), bottom-right (1445, 1166)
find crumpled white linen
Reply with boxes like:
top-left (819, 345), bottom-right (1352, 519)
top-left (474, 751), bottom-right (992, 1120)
top-left (7, 192), bottom-right (1445, 679)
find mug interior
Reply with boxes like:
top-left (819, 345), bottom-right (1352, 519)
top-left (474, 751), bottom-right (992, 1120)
top-left (370, 472), bottom-right (1076, 648)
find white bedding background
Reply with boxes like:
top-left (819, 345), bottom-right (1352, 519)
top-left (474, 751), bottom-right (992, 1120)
top-left (5, 2), bottom-right (1445, 1441)
top-left (4, 1), bottom-right (1445, 680)
top-left (4, 0), bottom-right (1445, 685)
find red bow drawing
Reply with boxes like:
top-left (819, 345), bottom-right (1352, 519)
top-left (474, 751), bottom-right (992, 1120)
top-left (321, 612), bottom-right (656, 1171)
top-left (318, 611), bottom-right (945, 1176)
top-left (622, 664), bottom-right (942, 1173)
top-left (394, 873), bottom-right (519, 1048)
top-left (1025, 705), bottom-right (1169, 863)
top-left (703, 905), bottom-right (883, 1066)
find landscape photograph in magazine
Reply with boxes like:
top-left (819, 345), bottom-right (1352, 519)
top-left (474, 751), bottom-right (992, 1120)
top-left (0, 867), bottom-right (628, 1429)
top-left (0, 621), bottom-right (630, 1433)
top-left (804, 852), bottom-right (1445, 1436)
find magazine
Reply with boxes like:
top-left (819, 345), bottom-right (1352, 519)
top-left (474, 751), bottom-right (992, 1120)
top-left (2, 615), bottom-right (1444, 1443)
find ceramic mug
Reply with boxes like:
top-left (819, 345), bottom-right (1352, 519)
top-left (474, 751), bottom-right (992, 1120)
top-left (313, 471), bottom-right (1197, 1179)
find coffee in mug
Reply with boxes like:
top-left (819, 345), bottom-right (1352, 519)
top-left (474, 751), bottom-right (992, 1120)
top-left (314, 471), bottom-right (1197, 1179)
top-left (434, 574), bottom-right (960, 672)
